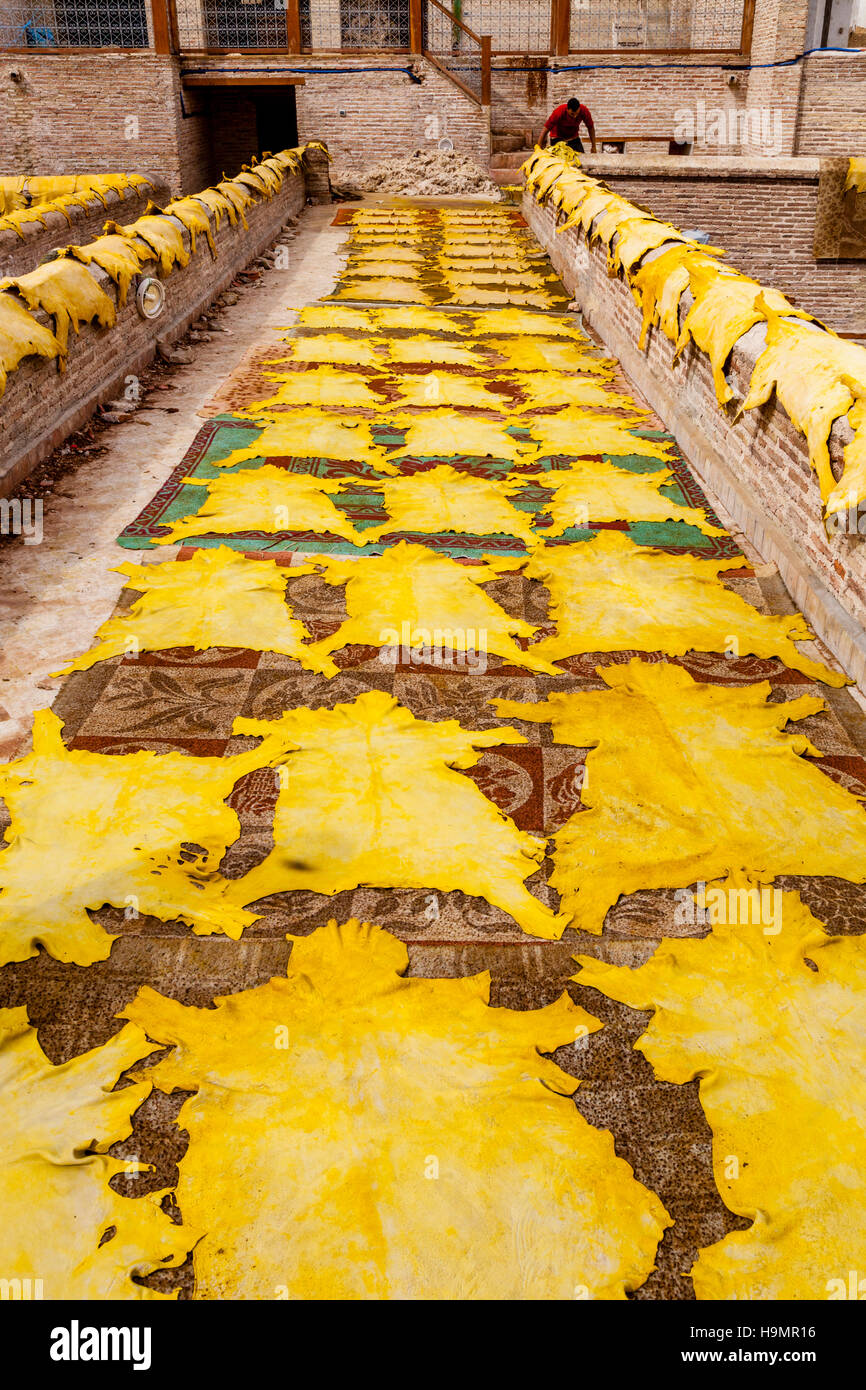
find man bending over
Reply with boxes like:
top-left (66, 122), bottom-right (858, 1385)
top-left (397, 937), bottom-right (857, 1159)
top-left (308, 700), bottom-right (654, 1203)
top-left (541, 97), bottom-right (597, 154)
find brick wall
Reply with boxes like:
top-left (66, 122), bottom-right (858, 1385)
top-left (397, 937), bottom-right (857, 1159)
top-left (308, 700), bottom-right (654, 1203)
top-left (182, 55), bottom-right (491, 172)
top-left (0, 177), bottom-right (169, 278)
top-left (795, 53), bottom-right (866, 156)
top-left (576, 153), bottom-right (866, 333)
top-left (492, 59), bottom-right (750, 148)
top-left (0, 51), bottom-right (490, 191)
top-left (0, 157), bottom-right (311, 495)
top-left (524, 187), bottom-right (866, 688)
top-left (742, 0), bottom-right (808, 155)
top-left (0, 54), bottom-right (191, 190)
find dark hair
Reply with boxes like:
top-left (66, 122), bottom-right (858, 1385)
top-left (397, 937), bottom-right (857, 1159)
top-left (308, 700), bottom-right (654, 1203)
top-left (567, 98), bottom-right (580, 111)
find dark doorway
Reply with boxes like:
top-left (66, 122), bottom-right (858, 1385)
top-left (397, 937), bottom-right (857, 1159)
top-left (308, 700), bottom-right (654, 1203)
top-left (255, 88), bottom-right (298, 159)
top-left (202, 85), bottom-right (299, 184)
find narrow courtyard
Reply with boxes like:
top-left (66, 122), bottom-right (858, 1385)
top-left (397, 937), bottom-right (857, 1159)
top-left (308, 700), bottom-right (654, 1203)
top-left (1, 186), bottom-right (865, 1303)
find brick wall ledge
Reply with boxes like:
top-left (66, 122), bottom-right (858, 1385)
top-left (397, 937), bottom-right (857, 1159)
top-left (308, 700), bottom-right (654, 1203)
top-left (0, 179), bottom-right (170, 280)
top-left (0, 147), bottom-right (330, 496)
top-left (576, 154), bottom-right (823, 180)
top-left (524, 190), bottom-right (866, 692)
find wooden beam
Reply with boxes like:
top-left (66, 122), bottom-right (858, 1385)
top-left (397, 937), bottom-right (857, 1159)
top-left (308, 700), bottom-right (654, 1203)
top-left (740, 0), bottom-right (756, 57)
top-left (481, 34), bottom-right (491, 106)
top-left (167, 0), bottom-right (180, 55)
top-left (285, 0), bottom-right (302, 55)
top-left (423, 51), bottom-right (482, 105)
top-left (551, 0), bottom-right (570, 56)
top-left (182, 74), bottom-right (306, 87)
top-left (150, 0), bottom-right (171, 53)
top-left (409, 0), bottom-right (423, 53)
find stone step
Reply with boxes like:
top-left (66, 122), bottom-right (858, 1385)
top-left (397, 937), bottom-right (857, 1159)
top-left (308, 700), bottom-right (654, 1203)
top-left (489, 167), bottom-right (524, 187)
top-left (491, 132), bottom-right (526, 153)
top-left (491, 119), bottom-right (533, 138)
top-left (490, 150), bottom-right (530, 171)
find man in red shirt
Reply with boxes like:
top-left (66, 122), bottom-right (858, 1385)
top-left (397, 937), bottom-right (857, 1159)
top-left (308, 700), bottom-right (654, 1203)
top-left (540, 98), bottom-right (597, 154)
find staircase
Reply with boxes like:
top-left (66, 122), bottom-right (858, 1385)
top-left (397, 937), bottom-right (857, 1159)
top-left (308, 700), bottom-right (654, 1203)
top-left (489, 126), bottom-right (535, 188)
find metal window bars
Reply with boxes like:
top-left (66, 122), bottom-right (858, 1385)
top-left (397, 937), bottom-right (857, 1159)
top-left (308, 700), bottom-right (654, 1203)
top-left (568, 0), bottom-right (746, 50)
top-left (0, 0), bottom-right (751, 56)
top-left (172, 0), bottom-right (293, 49)
top-left (0, 0), bottom-right (151, 47)
top-left (422, 0), bottom-right (491, 106)
top-left (459, 2), bottom-right (551, 53)
top-left (298, 0), bottom-right (410, 50)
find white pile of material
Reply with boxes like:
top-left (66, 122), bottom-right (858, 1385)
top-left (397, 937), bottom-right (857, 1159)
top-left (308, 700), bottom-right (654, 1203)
top-left (334, 148), bottom-right (501, 199)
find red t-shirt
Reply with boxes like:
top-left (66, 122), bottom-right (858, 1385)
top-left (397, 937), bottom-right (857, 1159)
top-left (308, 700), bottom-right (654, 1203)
top-left (544, 103), bottom-right (593, 142)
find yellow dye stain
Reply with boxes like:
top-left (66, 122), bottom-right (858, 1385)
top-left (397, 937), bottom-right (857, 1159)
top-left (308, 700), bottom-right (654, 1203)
top-left (575, 888), bottom-right (866, 1300)
top-left (676, 269), bottom-right (809, 405)
top-left (212, 411), bottom-right (393, 470)
top-left (389, 336), bottom-right (480, 366)
top-left (0, 1007), bottom-right (190, 1299)
top-left (335, 279), bottom-right (434, 304)
top-left (351, 210), bottom-right (423, 223)
top-left (443, 268), bottom-right (553, 290)
top-left (113, 210), bottom-right (189, 276)
top-left (165, 196), bottom-right (217, 257)
top-left (354, 465), bottom-right (538, 545)
top-left (441, 239), bottom-right (530, 256)
top-left (389, 372), bottom-right (509, 411)
top-left (249, 366), bottom-right (387, 411)
top-left (348, 232), bottom-right (425, 247)
top-left (152, 467), bottom-right (368, 547)
top-left (530, 160), bottom-right (578, 199)
top-left (630, 245), bottom-right (720, 347)
top-left (214, 180), bottom-right (254, 228)
top-left (390, 408), bottom-right (525, 462)
top-left (376, 306), bottom-right (467, 334)
top-left (190, 187), bottom-right (241, 230)
top-left (301, 541), bottom-right (560, 677)
top-left (827, 392), bottom-right (866, 522)
top-left (0, 291), bottom-right (61, 395)
top-left (0, 709), bottom-right (270, 965)
top-left (345, 260), bottom-right (426, 280)
top-left (56, 547), bottom-right (331, 676)
top-left (523, 407), bottom-right (677, 462)
top-left (235, 166), bottom-right (279, 198)
top-left (492, 659), bottom-right (866, 933)
top-left (741, 308), bottom-right (866, 505)
top-left (449, 287), bottom-right (559, 308)
top-left (559, 187), bottom-right (628, 237)
top-left (608, 218), bottom-right (692, 274)
top-left (468, 308), bottom-right (585, 338)
top-left (0, 259), bottom-right (115, 354)
top-left (122, 918), bottom-right (670, 1299)
top-left (514, 460), bottom-right (724, 536)
top-left (270, 335), bottom-right (387, 367)
top-left (230, 690), bottom-right (569, 938)
top-left (511, 371), bottom-right (635, 413)
top-left (292, 304), bottom-right (376, 330)
top-left (845, 157), bottom-right (866, 193)
top-left (518, 531), bottom-right (844, 683)
top-left (439, 257), bottom-right (534, 274)
top-left (346, 246), bottom-right (426, 263)
top-left (484, 337), bottom-right (615, 374)
top-left (61, 233), bottom-right (147, 304)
